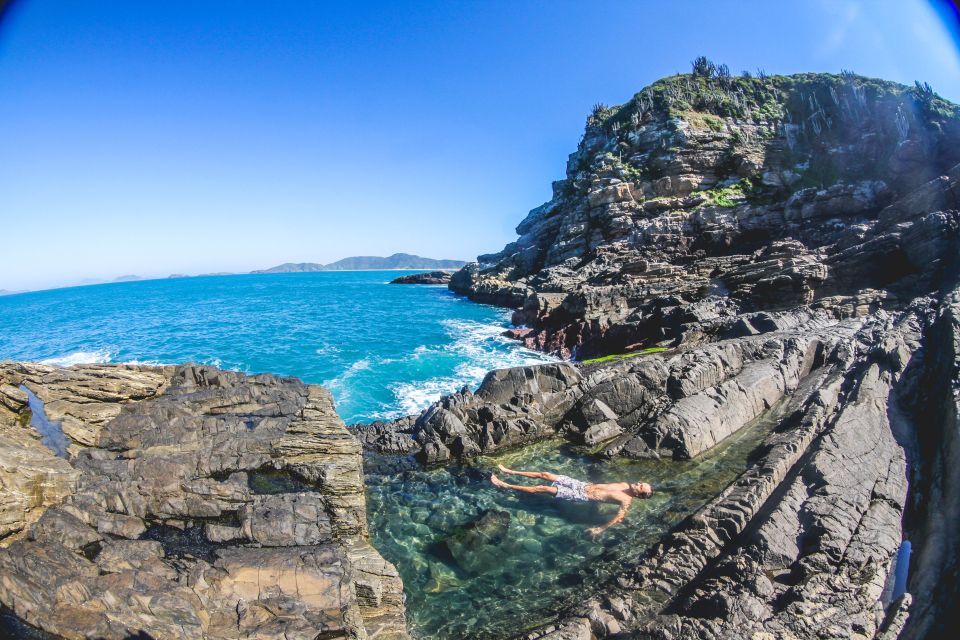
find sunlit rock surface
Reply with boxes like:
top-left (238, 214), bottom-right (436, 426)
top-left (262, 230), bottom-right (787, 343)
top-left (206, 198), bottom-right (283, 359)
top-left (450, 73), bottom-right (960, 361)
top-left (0, 363), bottom-right (406, 640)
top-left (0, 376), bottom-right (79, 543)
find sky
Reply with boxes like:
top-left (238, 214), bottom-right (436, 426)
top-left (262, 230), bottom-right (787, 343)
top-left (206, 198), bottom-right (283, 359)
top-left (1, 0), bottom-right (959, 291)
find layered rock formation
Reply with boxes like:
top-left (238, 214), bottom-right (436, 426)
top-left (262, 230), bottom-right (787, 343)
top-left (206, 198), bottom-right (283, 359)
top-left (359, 72), bottom-right (960, 638)
top-left (0, 363), bottom-right (406, 640)
top-left (522, 305), bottom-right (931, 640)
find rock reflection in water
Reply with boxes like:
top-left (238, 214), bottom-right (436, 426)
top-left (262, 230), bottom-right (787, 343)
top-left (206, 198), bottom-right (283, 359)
top-left (366, 406), bottom-right (779, 639)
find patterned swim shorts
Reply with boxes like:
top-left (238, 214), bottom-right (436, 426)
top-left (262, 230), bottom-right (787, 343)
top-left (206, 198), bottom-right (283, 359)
top-left (552, 475), bottom-right (589, 501)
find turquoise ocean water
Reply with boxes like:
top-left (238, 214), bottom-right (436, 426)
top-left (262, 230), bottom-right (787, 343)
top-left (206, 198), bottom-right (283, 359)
top-left (0, 272), bottom-right (553, 423)
top-left (0, 272), bottom-right (770, 638)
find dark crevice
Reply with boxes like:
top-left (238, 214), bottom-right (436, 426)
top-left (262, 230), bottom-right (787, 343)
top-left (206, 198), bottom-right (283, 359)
top-left (81, 540), bottom-right (103, 562)
top-left (139, 521), bottom-right (229, 564)
top-left (248, 466), bottom-right (311, 495)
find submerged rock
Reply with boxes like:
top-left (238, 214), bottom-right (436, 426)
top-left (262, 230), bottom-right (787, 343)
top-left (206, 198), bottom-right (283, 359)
top-left (0, 363), bottom-right (408, 639)
top-left (442, 509), bottom-right (512, 574)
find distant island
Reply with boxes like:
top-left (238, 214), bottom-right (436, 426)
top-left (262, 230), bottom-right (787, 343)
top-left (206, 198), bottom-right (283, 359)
top-left (252, 253), bottom-right (466, 273)
top-left (0, 289), bottom-right (25, 296)
top-left (168, 272), bottom-right (233, 279)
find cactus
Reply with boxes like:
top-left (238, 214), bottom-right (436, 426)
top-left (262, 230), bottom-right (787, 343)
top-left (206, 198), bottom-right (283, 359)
top-left (895, 105), bottom-right (910, 140)
top-left (691, 56), bottom-right (716, 78)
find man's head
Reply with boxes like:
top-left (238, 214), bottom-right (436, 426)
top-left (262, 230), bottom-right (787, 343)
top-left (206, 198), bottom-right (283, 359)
top-left (629, 482), bottom-right (653, 498)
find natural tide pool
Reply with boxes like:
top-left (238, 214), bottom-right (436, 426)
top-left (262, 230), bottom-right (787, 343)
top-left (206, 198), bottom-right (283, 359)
top-left (367, 406), bottom-right (779, 639)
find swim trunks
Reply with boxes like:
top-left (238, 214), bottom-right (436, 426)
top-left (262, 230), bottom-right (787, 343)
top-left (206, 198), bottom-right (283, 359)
top-left (552, 475), bottom-right (589, 501)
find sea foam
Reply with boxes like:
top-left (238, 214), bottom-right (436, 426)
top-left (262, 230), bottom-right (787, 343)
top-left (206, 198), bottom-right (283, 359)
top-left (372, 317), bottom-right (556, 420)
top-left (40, 348), bottom-right (115, 367)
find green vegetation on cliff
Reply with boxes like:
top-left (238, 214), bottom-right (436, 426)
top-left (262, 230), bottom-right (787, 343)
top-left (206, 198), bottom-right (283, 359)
top-left (572, 61), bottom-right (960, 203)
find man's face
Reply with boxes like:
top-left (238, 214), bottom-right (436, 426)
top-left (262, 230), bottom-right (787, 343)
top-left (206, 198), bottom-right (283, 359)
top-left (631, 482), bottom-right (652, 497)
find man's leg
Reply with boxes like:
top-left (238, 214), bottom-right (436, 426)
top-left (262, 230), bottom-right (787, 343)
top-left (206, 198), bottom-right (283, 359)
top-left (496, 464), bottom-right (560, 482)
top-left (490, 473), bottom-right (558, 495)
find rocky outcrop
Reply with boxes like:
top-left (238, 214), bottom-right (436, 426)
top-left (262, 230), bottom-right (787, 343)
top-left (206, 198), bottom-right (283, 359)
top-left (1, 362), bottom-right (172, 450)
top-left (0, 363), bottom-right (407, 639)
top-left (390, 271), bottom-right (453, 285)
top-left (450, 72), bottom-right (960, 360)
top-left (358, 314), bottom-right (849, 464)
top-left (354, 362), bottom-right (583, 465)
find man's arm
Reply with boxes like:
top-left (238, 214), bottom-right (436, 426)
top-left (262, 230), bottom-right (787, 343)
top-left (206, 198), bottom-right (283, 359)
top-left (587, 497), bottom-right (632, 536)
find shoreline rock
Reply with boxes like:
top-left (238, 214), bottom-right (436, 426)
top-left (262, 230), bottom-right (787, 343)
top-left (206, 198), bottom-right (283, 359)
top-left (449, 74), bottom-right (960, 361)
top-left (389, 270), bottom-right (453, 285)
top-left (0, 363), bottom-right (408, 640)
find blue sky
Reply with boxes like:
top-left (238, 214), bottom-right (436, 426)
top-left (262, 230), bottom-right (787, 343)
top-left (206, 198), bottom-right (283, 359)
top-left (1, 0), bottom-right (958, 291)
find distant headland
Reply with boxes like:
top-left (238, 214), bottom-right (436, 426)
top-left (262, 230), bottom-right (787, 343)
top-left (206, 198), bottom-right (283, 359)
top-left (252, 253), bottom-right (466, 273)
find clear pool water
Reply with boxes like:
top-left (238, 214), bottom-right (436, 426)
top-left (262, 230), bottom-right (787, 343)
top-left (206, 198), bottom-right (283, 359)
top-left (368, 413), bottom-right (776, 639)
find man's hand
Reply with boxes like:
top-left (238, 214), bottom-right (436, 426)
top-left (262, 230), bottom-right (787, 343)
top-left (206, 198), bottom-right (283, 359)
top-left (589, 499), bottom-right (631, 537)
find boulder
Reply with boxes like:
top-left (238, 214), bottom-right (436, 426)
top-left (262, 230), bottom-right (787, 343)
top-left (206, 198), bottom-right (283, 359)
top-left (0, 363), bottom-right (409, 639)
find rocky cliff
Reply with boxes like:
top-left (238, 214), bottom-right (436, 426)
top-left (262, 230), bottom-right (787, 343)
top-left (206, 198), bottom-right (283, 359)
top-left (358, 71), bottom-right (960, 639)
top-left (0, 363), bottom-right (407, 640)
top-left (451, 71), bottom-right (960, 360)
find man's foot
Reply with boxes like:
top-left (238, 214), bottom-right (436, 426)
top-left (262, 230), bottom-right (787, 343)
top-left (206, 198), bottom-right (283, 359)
top-left (497, 463), bottom-right (511, 474)
top-left (490, 473), bottom-right (507, 488)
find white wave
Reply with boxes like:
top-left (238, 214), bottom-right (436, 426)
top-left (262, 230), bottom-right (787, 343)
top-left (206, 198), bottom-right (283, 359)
top-left (40, 348), bottom-right (115, 367)
top-left (121, 358), bottom-right (171, 367)
top-left (322, 357), bottom-right (373, 400)
top-left (378, 376), bottom-right (466, 420)
top-left (376, 318), bottom-right (557, 419)
top-left (441, 318), bottom-right (555, 374)
top-left (315, 344), bottom-right (342, 357)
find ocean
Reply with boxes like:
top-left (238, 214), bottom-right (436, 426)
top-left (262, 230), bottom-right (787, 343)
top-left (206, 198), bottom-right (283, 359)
top-left (0, 271), bottom-right (554, 423)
